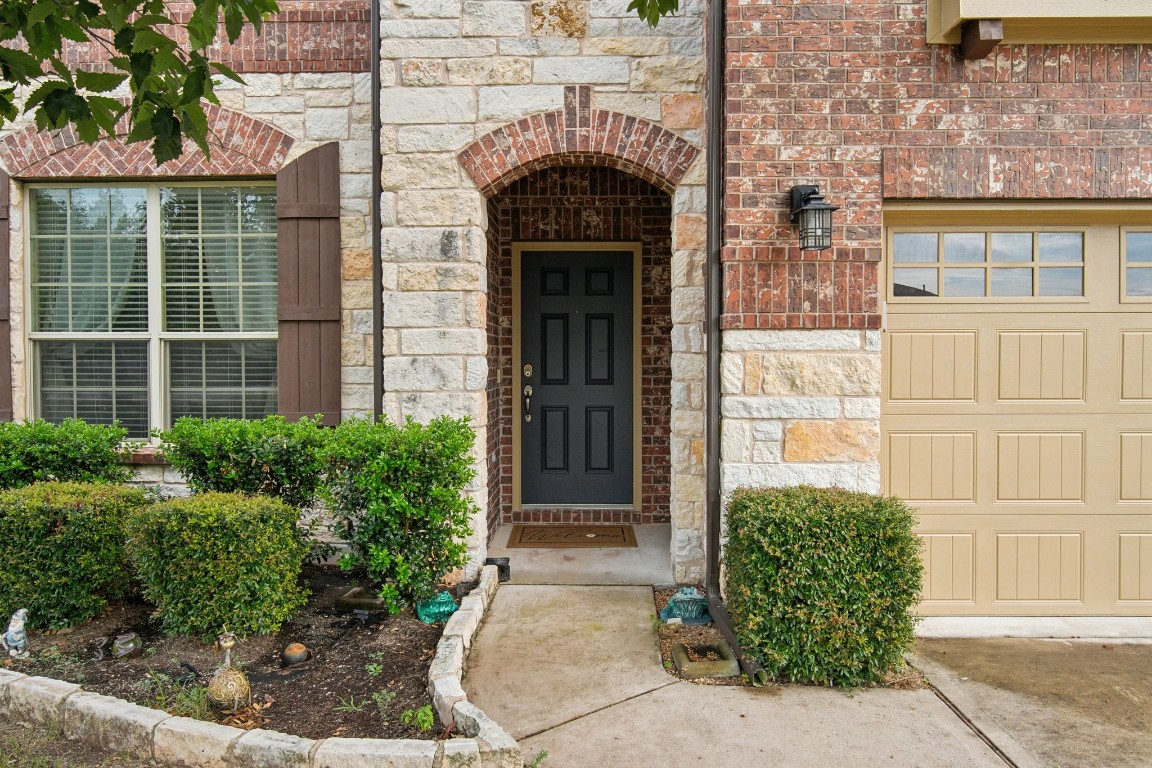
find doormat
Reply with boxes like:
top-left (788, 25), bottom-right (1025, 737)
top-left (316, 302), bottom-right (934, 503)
top-left (507, 524), bottom-right (637, 548)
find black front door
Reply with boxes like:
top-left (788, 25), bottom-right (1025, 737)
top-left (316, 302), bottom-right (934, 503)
top-left (520, 249), bottom-right (633, 505)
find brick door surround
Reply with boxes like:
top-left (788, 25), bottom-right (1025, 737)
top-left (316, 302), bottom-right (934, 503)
top-left (458, 86), bottom-right (699, 196)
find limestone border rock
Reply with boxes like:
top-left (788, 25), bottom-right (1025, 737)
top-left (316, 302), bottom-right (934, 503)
top-left (0, 565), bottom-right (519, 768)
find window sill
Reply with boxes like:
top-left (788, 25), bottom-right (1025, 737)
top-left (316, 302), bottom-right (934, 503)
top-left (124, 446), bottom-right (168, 466)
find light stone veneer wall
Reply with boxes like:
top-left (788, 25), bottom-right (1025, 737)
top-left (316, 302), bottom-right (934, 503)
top-left (4, 74), bottom-right (376, 432)
top-left (376, 0), bottom-right (707, 579)
top-left (720, 330), bottom-right (882, 499)
top-left (215, 73), bottom-right (376, 423)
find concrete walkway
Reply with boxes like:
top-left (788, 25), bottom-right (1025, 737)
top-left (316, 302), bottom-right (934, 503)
top-left (470, 526), bottom-right (1001, 765)
top-left (471, 527), bottom-right (1152, 767)
top-left (464, 583), bottom-right (1004, 767)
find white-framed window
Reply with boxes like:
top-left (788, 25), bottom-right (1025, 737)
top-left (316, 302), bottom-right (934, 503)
top-left (889, 227), bottom-right (1085, 301)
top-left (27, 183), bottom-right (278, 439)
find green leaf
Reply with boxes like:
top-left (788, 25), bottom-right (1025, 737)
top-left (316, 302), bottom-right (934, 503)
top-left (26, 3), bottom-right (57, 27)
top-left (76, 70), bottom-right (128, 93)
top-left (131, 28), bottom-right (175, 53)
top-left (24, 80), bottom-right (71, 111)
top-left (209, 61), bottom-right (244, 84)
top-left (76, 117), bottom-right (100, 143)
top-left (113, 26), bottom-right (135, 55)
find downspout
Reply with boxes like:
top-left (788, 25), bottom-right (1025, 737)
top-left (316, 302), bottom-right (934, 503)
top-left (370, 0), bottom-right (383, 422)
top-left (703, 0), bottom-right (767, 687)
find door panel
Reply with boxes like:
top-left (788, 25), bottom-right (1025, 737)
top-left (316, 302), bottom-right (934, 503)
top-left (520, 250), bottom-right (633, 505)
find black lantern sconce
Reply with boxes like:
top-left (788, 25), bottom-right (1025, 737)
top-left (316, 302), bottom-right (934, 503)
top-left (789, 185), bottom-right (839, 251)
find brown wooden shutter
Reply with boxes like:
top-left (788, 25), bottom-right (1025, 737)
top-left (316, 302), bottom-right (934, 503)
top-left (0, 168), bottom-right (12, 422)
top-left (276, 143), bottom-right (342, 425)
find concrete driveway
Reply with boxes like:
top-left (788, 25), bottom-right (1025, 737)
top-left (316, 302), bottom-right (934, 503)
top-left (915, 639), bottom-right (1152, 768)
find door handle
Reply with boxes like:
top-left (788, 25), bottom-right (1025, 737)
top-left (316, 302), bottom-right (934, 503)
top-left (523, 385), bottom-right (533, 422)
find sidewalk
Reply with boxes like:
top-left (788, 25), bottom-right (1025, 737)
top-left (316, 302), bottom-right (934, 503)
top-left (464, 584), bottom-right (1003, 767)
top-left (468, 526), bottom-right (1152, 767)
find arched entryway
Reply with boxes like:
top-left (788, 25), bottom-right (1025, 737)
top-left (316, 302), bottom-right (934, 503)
top-left (458, 87), bottom-right (707, 581)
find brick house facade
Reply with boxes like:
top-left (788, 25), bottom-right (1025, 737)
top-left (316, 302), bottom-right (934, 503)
top-left (2, 1), bottom-right (1151, 611)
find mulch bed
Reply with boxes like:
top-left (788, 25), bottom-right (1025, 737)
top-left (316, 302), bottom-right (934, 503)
top-left (653, 586), bottom-right (747, 687)
top-left (652, 586), bottom-right (925, 690)
top-left (6, 566), bottom-right (453, 740)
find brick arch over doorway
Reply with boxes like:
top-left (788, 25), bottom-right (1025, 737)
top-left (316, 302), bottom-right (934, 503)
top-left (483, 165), bottom-right (673, 533)
top-left (0, 105), bottom-right (294, 178)
top-left (458, 86), bottom-right (699, 196)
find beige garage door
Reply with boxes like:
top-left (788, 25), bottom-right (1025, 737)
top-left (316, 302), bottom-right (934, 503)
top-left (883, 215), bottom-right (1152, 615)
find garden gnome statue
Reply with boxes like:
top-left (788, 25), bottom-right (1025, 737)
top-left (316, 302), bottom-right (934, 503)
top-left (1, 609), bottom-right (29, 659)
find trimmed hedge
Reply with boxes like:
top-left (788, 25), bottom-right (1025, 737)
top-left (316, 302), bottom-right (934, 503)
top-left (322, 417), bottom-right (478, 613)
top-left (156, 415), bottom-right (329, 508)
top-left (0, 419), bottom-right (133, 490)
top-left (724, 485), bottom-right (923, 687)
top-left (125, 492), bottom-right (310, 638)
top-left (0, 482), bottom-right (148, 629)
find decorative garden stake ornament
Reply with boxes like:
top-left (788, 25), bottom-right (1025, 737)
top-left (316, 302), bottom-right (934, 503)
top-left (415, 591), bottom-right (458, 624)
top-left (207, 629), bottom-right (252, 713)
top-left (1, 609), bottom-right (28, 659)
top-left (658, 587), bottom-right (711, 626)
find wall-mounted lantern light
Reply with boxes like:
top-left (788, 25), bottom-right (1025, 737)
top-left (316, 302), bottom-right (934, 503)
top-left (789, 185), bottom-right (839, 251)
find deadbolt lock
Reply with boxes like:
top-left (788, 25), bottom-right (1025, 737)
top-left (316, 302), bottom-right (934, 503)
top-left (523, 364), bottom-right (533, 379)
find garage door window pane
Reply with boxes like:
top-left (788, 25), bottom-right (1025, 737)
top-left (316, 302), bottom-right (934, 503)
top-left (1126, 268), bottom-right (1152, 297)
top-left (943, 233), bottom-right (985, 263)
top-left (990, 233), bottom-right (1032, 263)
top-left (943, 268), bottom-right (984, 296)
top-left (893, 233), bottom-right (937, 263)
top-left (893, 268), bottom-right (938, 297)
top-left (1038, 233), bottom-right (1083, 263)
top-left (1127, 232), bottom-right (1152, 263)
top-left (991, 268), bottom-right (1032, 297)
top-left (1039, 267), bottom-right (1083, 296)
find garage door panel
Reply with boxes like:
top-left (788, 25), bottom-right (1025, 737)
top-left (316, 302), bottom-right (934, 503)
top-left (922, 533), bottom-right (976, 602)
top-left (998, 331), bottom-right (1084, 401)
top-left (1119, 434), bottom-right (1152, 501)
top-left (886, 432), bottom-right (975, 501)
top-left (1121, 332), bottom-right (1152, 400)
top-left (1119, 534), bottom-right (1152, 601)
top-left (887, 331), bottom-right (976, 401)
top-left (996, 432), bottom-right (1083, 502)
top-left (995, 533), bottom-right (1082, 602)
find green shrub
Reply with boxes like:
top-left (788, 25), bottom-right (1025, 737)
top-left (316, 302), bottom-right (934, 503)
top-left (322, 417), bottom-right (478, 613)
top-left (0, 482), bottom-right (148, 629)
top-left (724, 485), bottom-right (923, 687)
top-left (0, 419), bottom-right (133, 490)
top-left (125, 492), bottom-right (310, 638)
top-left (157, 416), bottom-right (329, 508)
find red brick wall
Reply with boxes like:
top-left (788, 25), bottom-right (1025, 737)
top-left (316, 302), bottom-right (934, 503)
top-left (57, 1), bottom-right (370, 74)
top-left (486, 166), bottom-right (673, 526)
top-left (724, 0), bottom-right (1152, 329)
top-left (485, 200), bottom-right (507, 540)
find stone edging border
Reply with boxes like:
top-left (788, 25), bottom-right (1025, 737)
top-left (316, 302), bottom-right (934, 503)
top-left (0, 564), bottom-right (521, 768)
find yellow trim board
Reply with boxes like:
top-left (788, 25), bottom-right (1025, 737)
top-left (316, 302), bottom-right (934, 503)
top-left (929, 0), bottom-right (1152, 43)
